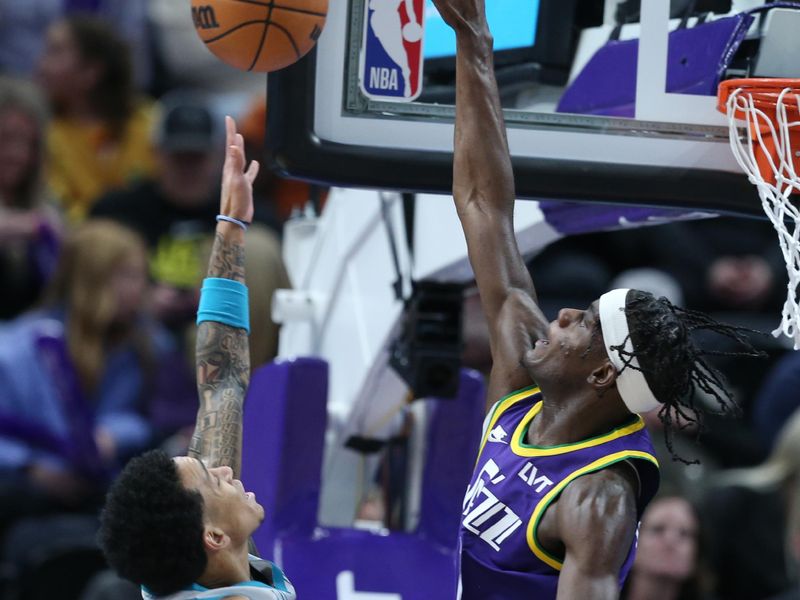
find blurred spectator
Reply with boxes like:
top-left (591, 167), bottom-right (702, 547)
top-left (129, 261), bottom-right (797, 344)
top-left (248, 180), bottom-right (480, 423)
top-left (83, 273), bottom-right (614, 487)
top-left (529, 217), bottom-right (784, 319)
top-left (0, 220), bottom-right (191, 598)
top-left (0, 0), bottom-right (151, 89)
top-left (752, 350), bottom-right (800, 451)
top-left (772, 477), bottom-right (800, 600)
top-left (0, 221), bottom-right (161, 518)
top-left (37, 15), bottom-right (156, 222)
top-left (704, 409), bottom-right (800, 599)
top-left (80, 569), bottom-right (140, 600)
top-left (91, 93), bottom-right (290, 368)
top-left (626, 218), bottom-right (783, 317)
top-left (622, 496), bottom-right (712, 600)
top-left (0, 77), bottom-right (61, 320)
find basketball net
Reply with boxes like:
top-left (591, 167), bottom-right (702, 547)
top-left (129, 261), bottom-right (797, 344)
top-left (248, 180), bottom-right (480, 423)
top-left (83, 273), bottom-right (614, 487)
top-left (720, 80), bottom-right (800, 349)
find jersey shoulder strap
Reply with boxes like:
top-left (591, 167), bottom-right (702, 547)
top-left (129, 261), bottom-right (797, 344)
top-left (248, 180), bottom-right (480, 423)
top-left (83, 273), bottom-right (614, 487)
top-left (478, 386), bottom-right (540, 455)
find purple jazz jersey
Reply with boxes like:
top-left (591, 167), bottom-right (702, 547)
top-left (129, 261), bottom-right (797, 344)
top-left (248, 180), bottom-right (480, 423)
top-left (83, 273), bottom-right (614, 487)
top-left (459, 387), bottom-right (660, 600)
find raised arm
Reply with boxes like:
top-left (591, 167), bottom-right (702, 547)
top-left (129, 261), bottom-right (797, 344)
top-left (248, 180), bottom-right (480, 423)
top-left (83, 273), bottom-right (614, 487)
top-left (431, 0), bottom-right (548, 399)
top-left (188, 117), bottom-right (259, 478)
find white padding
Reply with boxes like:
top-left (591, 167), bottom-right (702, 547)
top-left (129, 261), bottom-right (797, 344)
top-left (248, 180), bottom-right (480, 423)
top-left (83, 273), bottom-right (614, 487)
top-left (599, 289), bottom-right (661, 414)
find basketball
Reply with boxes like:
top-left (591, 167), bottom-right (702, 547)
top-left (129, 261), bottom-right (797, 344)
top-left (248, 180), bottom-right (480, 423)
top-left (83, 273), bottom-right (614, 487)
top-left (190, 0), bottom-right (328, 73)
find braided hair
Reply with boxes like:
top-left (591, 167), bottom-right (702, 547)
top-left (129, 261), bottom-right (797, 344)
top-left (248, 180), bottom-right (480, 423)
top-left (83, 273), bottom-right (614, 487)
top-left (613, 290), bottom-right (766, 463)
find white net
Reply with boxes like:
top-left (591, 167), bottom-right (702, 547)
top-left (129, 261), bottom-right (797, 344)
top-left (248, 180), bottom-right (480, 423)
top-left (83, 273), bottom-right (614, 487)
top-left (725, 85), bottom-right (800, 349)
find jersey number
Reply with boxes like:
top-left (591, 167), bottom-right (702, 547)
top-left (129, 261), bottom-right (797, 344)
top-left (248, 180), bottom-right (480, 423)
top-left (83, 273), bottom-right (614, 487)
top-left (462, 459), bottom-right (522, 551)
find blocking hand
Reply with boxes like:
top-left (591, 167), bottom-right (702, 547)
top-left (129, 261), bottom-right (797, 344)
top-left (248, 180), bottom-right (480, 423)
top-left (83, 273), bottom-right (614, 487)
top-left (219, 116), bottom-right (259, 225)
top-left (430, 0), bottom-right (486, 32)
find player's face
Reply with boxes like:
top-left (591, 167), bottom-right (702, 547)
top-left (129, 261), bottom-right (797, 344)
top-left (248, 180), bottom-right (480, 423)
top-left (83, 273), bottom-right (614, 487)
top-left (523, 300), bottom-right (607, 385)
top-left (174, 457), bottom-right (264, 546)
top-left (634, 497), bottom-right (698, 581)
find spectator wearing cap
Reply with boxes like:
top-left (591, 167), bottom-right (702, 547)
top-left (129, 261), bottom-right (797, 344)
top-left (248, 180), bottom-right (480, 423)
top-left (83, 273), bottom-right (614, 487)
top-left (37, 15), bottom-right (156, 222)
top-left (91, 93), bottom-right (290, 389)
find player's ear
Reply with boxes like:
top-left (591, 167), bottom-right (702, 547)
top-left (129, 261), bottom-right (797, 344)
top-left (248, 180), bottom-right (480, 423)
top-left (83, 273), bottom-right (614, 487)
top-left (587, 359), bottom-right (617, 392)
top-left (203, 526), bottom-right (229, 552)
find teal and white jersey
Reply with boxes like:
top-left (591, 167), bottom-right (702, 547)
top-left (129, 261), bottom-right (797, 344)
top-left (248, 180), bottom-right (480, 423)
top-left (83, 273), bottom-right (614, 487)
top-left (142, 555), bottom-right (296, 600)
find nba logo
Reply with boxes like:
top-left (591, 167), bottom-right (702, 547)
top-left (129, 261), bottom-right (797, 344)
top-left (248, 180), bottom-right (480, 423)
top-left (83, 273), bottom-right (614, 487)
top-left (359, 0), bottom-right (425, 102)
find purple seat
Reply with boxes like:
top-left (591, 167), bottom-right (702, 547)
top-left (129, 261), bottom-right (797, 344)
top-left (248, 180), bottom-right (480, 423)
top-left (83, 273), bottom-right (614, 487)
top-left (556, 14), bottom-right (754, 117)
top-left (241, 357), bottom-right (329, 554)
top-left (280, 528), bottom-right (458, 598)
top-left (242, 363), bottom-right (486, 599)
top-left (416, 369), bottom-right (485, 548)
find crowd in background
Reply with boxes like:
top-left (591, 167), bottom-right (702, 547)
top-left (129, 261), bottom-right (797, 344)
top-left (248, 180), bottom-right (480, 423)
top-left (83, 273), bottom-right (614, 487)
top-left (0, 3), bottom-right (798, 600)
top-left (0, 4), bottom-right (300, 598)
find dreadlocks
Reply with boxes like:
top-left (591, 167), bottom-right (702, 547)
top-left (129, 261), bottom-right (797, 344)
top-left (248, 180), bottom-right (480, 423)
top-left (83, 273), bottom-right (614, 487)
top-left (614, 290), bottom-right (766, 464)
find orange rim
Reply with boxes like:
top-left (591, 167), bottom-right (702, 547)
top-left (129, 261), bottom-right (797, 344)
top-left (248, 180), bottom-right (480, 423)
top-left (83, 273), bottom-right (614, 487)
top-left (718, 78), bottom-right (800, 115)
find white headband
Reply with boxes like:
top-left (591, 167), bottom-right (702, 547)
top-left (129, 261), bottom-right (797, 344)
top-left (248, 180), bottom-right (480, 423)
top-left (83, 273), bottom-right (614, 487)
top-left (599, 289), bottom-right (661, 414)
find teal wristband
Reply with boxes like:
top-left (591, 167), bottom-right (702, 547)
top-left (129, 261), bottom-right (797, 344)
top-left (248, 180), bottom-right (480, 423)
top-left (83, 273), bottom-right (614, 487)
top-left (196, 277), bottom-right (250, 332)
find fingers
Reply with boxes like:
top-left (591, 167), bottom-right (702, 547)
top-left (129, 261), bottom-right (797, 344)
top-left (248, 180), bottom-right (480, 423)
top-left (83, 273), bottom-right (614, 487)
top-left (227, 140), bottom-right (245, 172)
top-left (224, 117), bottom-right (256, 180)
top-left (225, 115), bottom-right (235, 148)
top-left (245, 160), bottom-right (260, 185)
top-left (224, 117), bottom-right (245, 157)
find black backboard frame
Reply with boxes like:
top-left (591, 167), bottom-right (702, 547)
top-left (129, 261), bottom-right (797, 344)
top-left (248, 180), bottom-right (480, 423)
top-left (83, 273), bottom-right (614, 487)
top-left (265, 49), bottom-right (763, 219)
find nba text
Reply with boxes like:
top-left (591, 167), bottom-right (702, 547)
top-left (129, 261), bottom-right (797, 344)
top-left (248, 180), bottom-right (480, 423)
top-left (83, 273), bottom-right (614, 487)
top-left (369, 67), bottom-right (399, 92)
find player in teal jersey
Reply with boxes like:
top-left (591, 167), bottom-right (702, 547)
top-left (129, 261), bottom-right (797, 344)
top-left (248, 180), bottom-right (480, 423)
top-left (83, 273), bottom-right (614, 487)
top-left (98, 117), bottom-right (295, 600)
top-left (429, 0), bottom-right (765, 598)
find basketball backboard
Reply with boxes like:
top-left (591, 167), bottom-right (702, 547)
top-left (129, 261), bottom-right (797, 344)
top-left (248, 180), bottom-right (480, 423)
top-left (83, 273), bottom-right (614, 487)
top-left (265, 0), bottom-right (800, 217)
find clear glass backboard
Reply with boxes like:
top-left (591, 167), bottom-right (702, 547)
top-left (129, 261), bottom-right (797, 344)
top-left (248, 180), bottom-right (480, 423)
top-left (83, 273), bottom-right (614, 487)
top-left (265, 0), bottom-right (800, 216)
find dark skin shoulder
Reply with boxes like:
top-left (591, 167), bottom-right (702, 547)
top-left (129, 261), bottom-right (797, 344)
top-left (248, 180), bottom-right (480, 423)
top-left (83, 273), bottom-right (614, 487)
top-left (537, 463), bottom-right (639, 600)
top-left (489, 289), bottom-right (547, 406)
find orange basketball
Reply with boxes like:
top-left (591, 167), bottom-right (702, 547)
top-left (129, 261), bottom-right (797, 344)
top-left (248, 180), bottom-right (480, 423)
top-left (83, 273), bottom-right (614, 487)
top-left (191, 0), bottom-right (328, 73)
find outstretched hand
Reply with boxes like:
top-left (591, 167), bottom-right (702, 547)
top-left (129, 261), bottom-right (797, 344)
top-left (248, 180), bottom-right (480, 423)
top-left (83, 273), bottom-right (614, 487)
top-left (430, 0), bottom-right (486, 32)
top-left (219, 115), bottom-right (259, 225)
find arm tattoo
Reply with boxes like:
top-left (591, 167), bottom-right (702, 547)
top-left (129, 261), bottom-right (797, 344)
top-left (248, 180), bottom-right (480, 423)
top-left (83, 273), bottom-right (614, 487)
top-left (189, 231), bottom-right (250, 476)
top-left (207, 231), bottom-right (246, 282)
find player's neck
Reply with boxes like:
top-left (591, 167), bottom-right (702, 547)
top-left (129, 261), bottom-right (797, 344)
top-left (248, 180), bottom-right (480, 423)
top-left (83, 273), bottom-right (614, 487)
top-left (527, 391), bottom-right (631, 447)
top-left (198, 543), bottom-right (251, 589)
top-left (626, 572), bottom-right (684, 600)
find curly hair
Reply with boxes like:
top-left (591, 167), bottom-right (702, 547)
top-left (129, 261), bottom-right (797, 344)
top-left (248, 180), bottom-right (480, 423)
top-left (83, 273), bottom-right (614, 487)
top-left (615, 290), bottom-right (766, 464)
top-left (99, 450), bottom-right (207, 596)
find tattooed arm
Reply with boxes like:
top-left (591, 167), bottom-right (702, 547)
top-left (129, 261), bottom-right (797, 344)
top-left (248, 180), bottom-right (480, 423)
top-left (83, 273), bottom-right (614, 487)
top-left (188, 117), bottom-right (259, 478)
top-left (189, 230), bottom-right (249, 476)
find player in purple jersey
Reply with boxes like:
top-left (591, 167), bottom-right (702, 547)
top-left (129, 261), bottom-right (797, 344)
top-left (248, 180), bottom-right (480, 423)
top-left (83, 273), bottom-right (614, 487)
top-left (429, 0), bottom-right (765, 598)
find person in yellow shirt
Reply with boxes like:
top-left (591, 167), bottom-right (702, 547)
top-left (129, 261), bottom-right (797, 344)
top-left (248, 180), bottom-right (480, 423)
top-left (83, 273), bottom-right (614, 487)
top-left (37, 15), bottom-right (155, 222)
